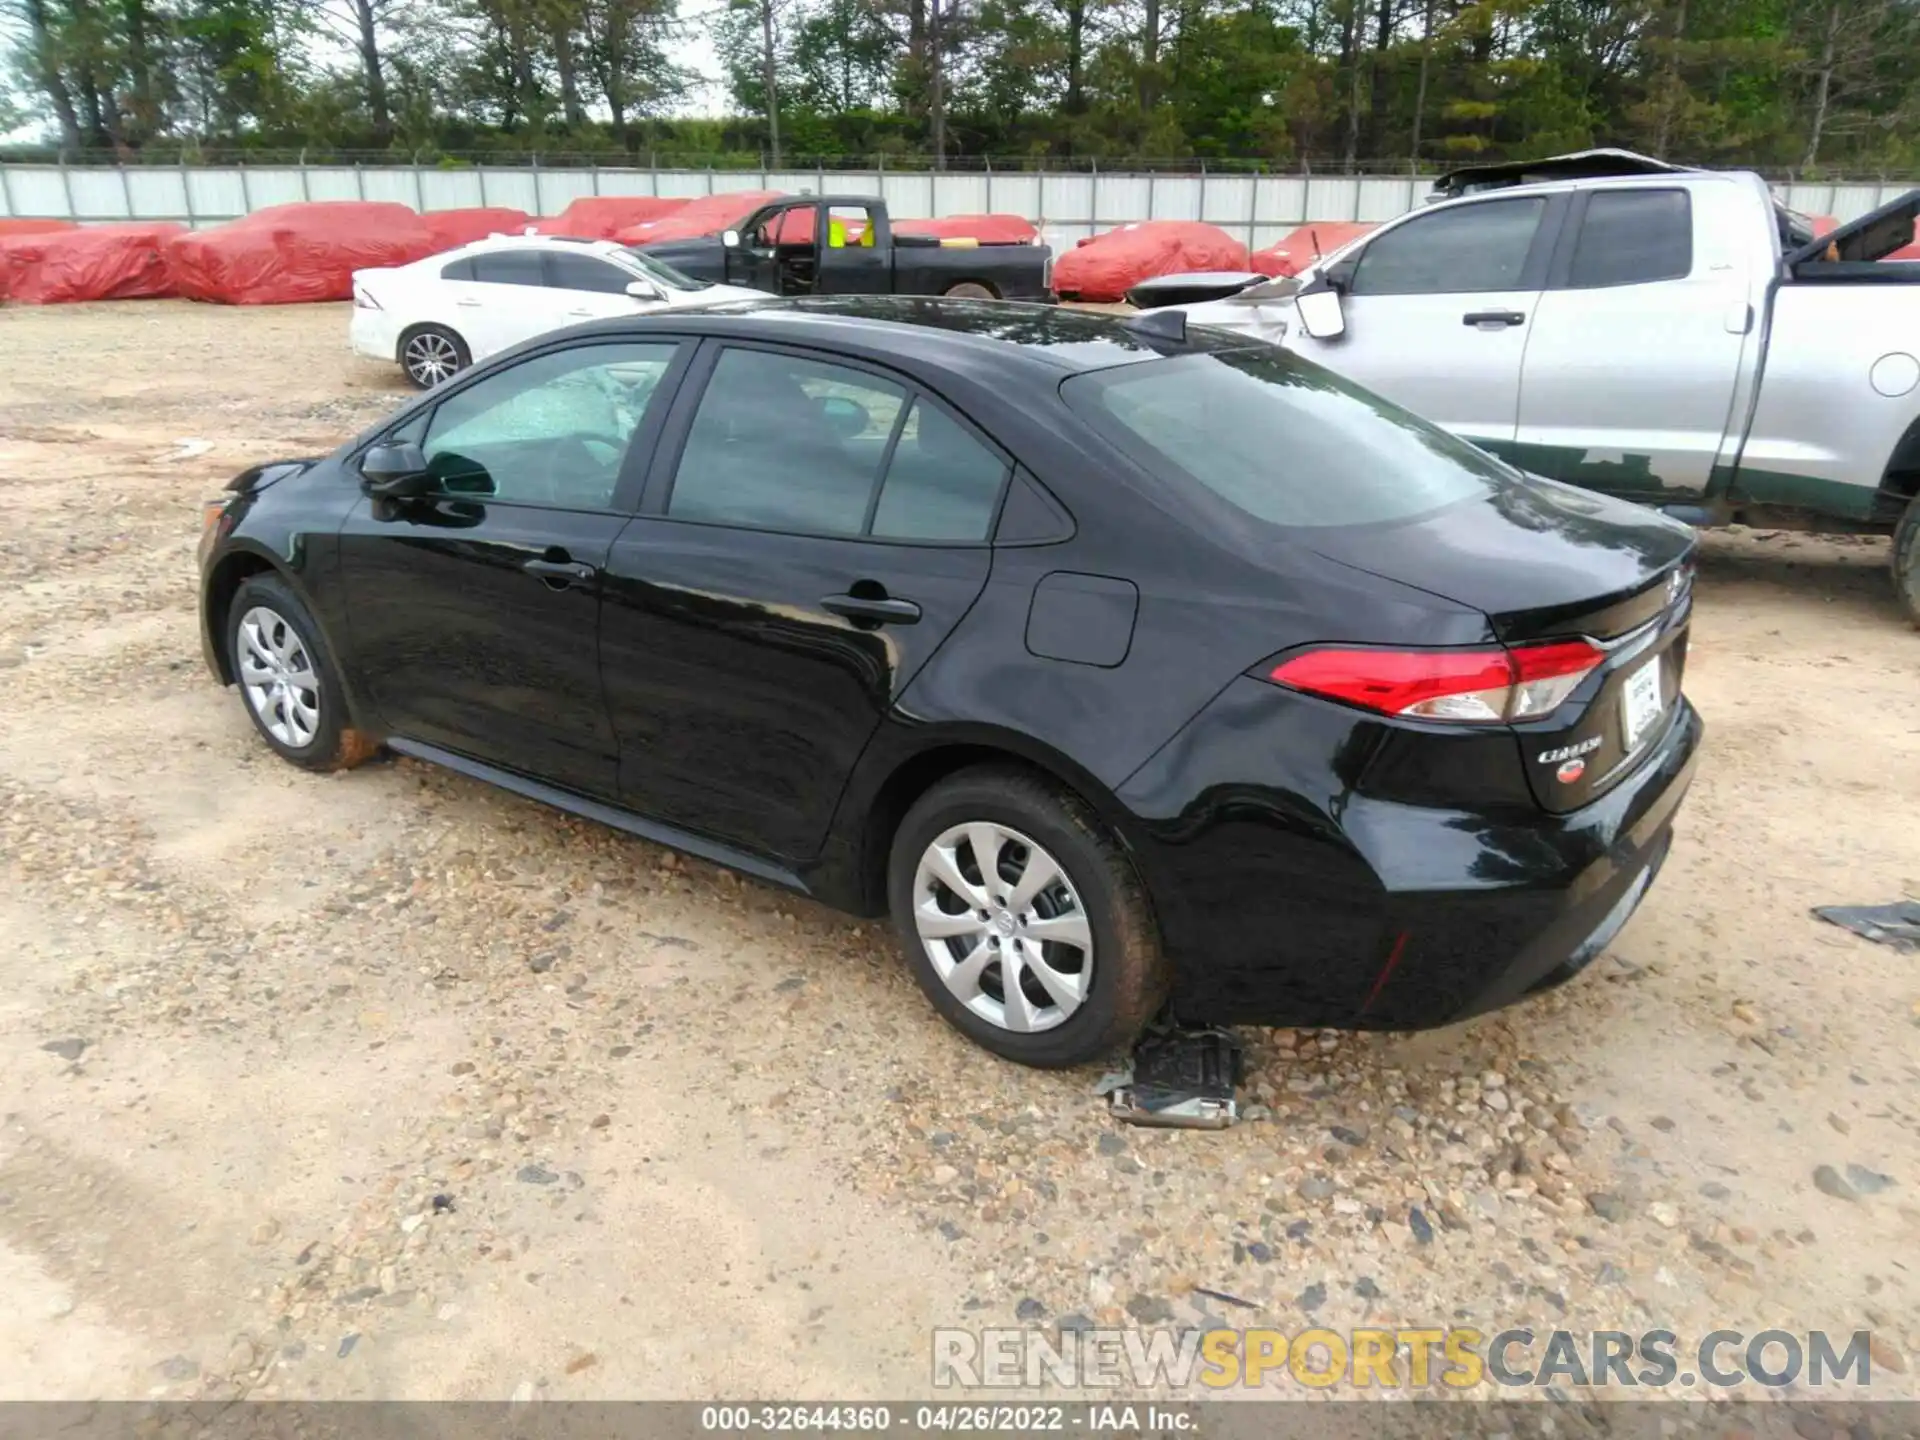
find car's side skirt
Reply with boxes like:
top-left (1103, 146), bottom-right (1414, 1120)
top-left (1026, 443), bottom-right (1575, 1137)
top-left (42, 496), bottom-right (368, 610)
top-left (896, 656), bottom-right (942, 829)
top-left (384, 737), bottom-right (811, 895)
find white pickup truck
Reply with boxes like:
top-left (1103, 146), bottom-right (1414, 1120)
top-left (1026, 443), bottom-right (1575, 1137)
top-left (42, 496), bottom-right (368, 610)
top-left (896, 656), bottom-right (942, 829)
top-left (1138, 151), bottom-right (1920, 622)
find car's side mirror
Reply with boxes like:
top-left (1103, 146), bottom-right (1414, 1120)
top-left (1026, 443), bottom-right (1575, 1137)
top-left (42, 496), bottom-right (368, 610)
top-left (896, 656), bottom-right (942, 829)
top-left (625, 278), bottom-right (663, 303)
top-left (1293, 274), bottom-right (1348, 341)
top-left (721, 229), bottom-right (742, 249)
top-left (360, 442), bottom-right (434, 500)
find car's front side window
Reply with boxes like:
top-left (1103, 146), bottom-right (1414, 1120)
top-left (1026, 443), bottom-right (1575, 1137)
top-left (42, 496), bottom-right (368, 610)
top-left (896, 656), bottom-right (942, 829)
top-left (546, 252), bottom-right (636, 295)
top-left (1349, 197), bottom-right (1547, 296)
top-left (419, 342), bottom-right (679, 510)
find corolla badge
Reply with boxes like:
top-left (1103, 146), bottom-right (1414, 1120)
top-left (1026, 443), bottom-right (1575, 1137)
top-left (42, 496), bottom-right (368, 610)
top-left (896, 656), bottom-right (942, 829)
top-left (1538, 736), bottom-right (1602, 765)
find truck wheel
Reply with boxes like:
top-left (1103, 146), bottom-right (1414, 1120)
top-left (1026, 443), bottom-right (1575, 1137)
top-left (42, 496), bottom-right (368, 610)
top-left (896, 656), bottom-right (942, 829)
top-left (1895, 492), bottom-right (1920, 627)
top-left (944, 281), bottom-right (997, 300)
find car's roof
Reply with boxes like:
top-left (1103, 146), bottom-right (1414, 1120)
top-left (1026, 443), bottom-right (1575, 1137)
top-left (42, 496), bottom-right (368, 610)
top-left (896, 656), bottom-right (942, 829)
top-left (442, 233), bottom-right (635, 258)
top-left (570, 295), bottom-right (1251, 375)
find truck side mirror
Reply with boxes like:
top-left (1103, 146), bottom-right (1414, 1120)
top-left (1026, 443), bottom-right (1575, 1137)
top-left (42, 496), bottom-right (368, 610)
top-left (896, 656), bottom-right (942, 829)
top-left (721, 229), bottom-right (742, 249)
top-left (1294, 274), bottom-right (1347, 341)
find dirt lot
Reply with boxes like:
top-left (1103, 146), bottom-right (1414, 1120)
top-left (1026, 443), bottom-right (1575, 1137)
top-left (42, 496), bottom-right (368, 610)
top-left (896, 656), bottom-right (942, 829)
top-left (0, 299), bottom-right (1916, 1404)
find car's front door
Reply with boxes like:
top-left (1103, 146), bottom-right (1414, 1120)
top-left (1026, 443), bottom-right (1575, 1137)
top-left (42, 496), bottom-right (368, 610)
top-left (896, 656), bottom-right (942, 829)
top-left (724, 206), bottom-right (792, 293)
top-left (600, 341), bottom-right (1009, 861)
top-left (544, 249), bottom-right (651, 323)
top-left (1290, 193), bottom-right (1563, 453)
top-left (337, 338), bottom-right (689, 798)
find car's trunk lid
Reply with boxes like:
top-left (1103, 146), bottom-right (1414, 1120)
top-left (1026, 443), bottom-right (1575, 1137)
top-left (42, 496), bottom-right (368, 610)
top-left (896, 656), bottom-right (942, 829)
top-left (1303, 478), bottom-right (1697, 813)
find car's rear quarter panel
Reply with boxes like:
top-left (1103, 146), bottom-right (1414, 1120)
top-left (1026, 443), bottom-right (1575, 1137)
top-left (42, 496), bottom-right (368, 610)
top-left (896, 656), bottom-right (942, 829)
top-left (1741, 281), bottom-right (1920, 518)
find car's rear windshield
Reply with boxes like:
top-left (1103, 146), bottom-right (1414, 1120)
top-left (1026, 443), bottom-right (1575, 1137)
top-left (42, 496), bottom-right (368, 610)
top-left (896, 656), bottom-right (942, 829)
top-left (1061, 348), bottom-right (1506, 528)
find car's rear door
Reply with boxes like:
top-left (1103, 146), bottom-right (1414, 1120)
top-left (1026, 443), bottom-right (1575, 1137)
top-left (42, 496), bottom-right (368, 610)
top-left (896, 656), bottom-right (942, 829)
top-left (1290, 193), bottom-right (1564, 452)
top-left (816, 204), bottom-right (892, 295)
top-left (599, 340), bottom-right (1008, 861)
top-left (1514, 184), bottom-right (1752, 501)
top-left (337, 337), bottom-right (691, 798)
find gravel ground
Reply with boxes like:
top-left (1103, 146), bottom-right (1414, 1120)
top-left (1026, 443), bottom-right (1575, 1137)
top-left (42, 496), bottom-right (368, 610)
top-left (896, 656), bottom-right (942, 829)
top-left (0, 299), bottom-right (1916, 1406)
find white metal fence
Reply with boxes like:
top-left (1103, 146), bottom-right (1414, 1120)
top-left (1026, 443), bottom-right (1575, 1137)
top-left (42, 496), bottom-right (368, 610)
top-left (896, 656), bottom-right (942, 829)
top-left (1, 161), bottom-right (1913, 248)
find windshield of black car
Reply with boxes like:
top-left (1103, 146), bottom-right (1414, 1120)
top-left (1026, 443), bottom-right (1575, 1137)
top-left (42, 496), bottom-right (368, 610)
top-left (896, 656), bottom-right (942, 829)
top-left (619, 249), bottom-right (709, 291)
top-left (1061, 348), bottom-right (1504, 528)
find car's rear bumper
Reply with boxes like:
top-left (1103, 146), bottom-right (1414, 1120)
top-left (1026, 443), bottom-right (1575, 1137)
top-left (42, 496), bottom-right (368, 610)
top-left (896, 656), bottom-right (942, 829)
top-left (349, 308), bottom-right (398, 363)
top-left (1116, 678), bottom-right (1703, 1030)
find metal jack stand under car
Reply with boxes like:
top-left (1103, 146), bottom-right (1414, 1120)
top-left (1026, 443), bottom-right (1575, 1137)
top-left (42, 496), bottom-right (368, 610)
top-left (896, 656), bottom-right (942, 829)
top-left (1097, 1019), bottom-right (1246, 1129)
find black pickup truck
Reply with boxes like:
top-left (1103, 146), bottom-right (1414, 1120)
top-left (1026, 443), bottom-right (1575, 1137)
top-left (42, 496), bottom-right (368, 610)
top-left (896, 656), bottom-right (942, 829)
top-left (633, 195), bottom-right (1053, 302)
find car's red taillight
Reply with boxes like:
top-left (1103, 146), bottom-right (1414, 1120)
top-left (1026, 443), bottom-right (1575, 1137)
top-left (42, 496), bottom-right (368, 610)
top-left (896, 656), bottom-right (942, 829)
top-left (354, 287), bottom-right (382, 310)
top-left (1266, 640), bottom-right (1604, 723)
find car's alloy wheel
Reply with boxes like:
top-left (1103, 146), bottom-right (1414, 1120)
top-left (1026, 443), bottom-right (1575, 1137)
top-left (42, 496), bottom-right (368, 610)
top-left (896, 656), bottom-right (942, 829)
top-left (225, 574), bottom-right (380, 773)
top-left (888, 765), bottom-right (1168, 1068)
top-left (401, 329), bottom-right (465, 388)
top-left (912, 821), bottom-right (1094, 1034)
top-left (236, 604), bottom-right (321, 748)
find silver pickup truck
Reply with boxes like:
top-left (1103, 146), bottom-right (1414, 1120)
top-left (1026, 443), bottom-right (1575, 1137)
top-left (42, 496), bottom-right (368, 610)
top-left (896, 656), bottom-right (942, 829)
top-left (1140, 151), bottom-right (1920, 622)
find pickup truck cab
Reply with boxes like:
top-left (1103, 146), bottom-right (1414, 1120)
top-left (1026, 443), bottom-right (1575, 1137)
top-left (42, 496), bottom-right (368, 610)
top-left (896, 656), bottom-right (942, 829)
top-left (1145, 152), bottom-right (1920, 622)
top-left (635, 195), bottom-right (1053, 303)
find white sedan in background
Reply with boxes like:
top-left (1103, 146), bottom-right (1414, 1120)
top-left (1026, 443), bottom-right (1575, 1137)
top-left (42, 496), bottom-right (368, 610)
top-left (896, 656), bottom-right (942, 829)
top-left (351, 233), bottom-right (763, 388)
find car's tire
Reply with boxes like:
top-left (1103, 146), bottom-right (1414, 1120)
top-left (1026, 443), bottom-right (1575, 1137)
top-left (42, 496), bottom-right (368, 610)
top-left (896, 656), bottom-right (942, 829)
top-left (887, 765), bottom-right (1168, 1068)
top-left (943, 281), bottom-right (997, 300)
top-left (227, 574), bottom-right (379, 773)
top-left (397, 324), bottom-right (470, 389)
top-left (1894, 492), bottom-right (1920, 627)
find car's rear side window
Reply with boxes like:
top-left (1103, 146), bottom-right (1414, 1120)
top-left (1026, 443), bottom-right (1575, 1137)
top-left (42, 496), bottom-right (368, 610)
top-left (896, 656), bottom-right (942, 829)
top-left (1566, 189), bottom-right (1693, 288)
top-left (666, 347), bottom-right (1007, 542)
top-left (1062, 350), bottom-right (1502, 528)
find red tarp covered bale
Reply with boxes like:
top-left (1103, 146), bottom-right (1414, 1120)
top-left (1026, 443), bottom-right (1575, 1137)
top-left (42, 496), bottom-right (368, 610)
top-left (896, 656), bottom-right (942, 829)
top-left (0, 218), bottom-right (79, 238)
top-left (892, 213), bottom-right (1038, 244)
top-left (618, 191), bottom-right (785, 246)
top-left (422, 206), bottom-right (534, 251)
top-left (166, 202), bottom-right (438, 305)
top-left (1249, 221), bottom-right (1378, 277)
top-left (537, 196), bottom-right (689, 239)
top-left (1051, 221), bottom-right (1250, 303)
top-left (0, 222), bottom-right (185, 304)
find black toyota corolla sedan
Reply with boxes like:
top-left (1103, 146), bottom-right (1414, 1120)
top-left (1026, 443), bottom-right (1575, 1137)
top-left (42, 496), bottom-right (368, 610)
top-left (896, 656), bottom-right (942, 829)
top-left (198, 297), bottom-right (1701, 1068)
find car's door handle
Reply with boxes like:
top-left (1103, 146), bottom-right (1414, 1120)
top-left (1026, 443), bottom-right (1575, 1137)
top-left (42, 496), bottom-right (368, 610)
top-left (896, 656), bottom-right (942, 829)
top-left (822, 593), bottom-right (921, 625)
top-left (566, 308), bottom-right (593, 317)
top-left (523, 557), bottom-right (597, 586)
top-left (1462, 309), bottom-right (1526, 327)
top-left (455, 298), bottom-right (482, 308)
